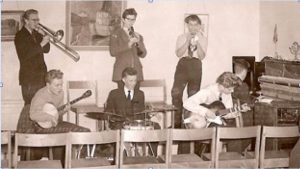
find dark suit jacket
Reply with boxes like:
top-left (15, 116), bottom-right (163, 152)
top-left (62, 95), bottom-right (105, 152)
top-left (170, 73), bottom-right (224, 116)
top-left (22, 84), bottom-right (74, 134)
top-left (14, 26), bottom-right (50, 85)
top-left (105, 88), bottom-right (145, 121)
top-left (109, 27), bottom-right (147, 81)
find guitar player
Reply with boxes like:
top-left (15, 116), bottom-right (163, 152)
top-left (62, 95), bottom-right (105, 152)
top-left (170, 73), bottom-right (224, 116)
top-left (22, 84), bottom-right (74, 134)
top-left (183, 72), bottom-right (245, 129)
top-left (30, 69), bottom-right (90, 133)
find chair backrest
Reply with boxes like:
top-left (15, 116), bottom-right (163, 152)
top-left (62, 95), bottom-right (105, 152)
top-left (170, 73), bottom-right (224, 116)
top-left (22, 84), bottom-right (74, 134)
top-left (14, 133), bottom-right (68, 168)
top-left (169, 128), bottom-right (216, 168)
top-left (1, 131), bottom-right (12, 168)
top-left (66, 130), bottom-right (120, 168)
top-left (140, 79), bottom-right (167, 105)
top-left (260, 126), bottom-right (300, 168)
top-left (67, 80), bottom-right (98, 106)
top-left (216, 126), bottom-right (261, 168)
top-left (120, 129), bottom-right (170, 167)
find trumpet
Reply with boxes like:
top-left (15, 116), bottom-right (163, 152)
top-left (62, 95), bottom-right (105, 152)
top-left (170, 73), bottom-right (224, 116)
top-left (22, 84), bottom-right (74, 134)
top-left (38, 24), bottom-right (80, 62)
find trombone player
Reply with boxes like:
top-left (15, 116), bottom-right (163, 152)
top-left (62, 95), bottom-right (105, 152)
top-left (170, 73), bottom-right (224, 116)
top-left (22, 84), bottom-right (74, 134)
top-left (14, 9), bottom-right (50, 105)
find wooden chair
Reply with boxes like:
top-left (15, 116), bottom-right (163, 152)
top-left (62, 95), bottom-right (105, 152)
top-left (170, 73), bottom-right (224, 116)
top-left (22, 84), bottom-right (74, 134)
top-left (120, 129), bottom-right (170, 168)
top-left (67, 81), bottom-right (100, 126)
top-left (214, 126), bottom-right (261, 168)
top-left (140, 79), bottom-right (167, 105)
top-left (1, 131), bottom-right (12, 168)
top-left (66, 130), bottom-right (120, 168)
top-left (13, 133), bottom-right (68, 168)
top-left (163, 128), bottom-right (216, 168)
top-left (259, 126), bottom-right (300, 168)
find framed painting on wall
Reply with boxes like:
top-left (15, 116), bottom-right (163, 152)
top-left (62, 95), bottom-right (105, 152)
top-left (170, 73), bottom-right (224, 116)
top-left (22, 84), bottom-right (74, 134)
top-left (184, 13), bottom-right (209, 38)
top-left (1, 10), bottom-right (24, 41)
top-left (66, 1), bottom-right (126, 50)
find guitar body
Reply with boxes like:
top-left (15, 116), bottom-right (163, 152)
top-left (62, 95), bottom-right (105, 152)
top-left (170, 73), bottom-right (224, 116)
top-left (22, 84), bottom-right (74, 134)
top-left (183, 101), bottom-right (249, 129)
top-left (36, 90), bottom-right (92, 129)
top-left (183, 101), bottom-right (226, 129)
top-left (38, 103), bottom-right (59, 128)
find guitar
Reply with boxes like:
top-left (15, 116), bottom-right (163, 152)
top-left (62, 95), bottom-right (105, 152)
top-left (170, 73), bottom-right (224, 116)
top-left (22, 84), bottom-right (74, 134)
top-left (183, 101), bottom-right (250, 129)
top-left (37, 90), bottom-right (92, 128)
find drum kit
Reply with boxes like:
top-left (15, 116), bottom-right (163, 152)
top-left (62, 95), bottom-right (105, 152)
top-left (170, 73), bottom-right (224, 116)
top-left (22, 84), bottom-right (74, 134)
top-left (84, 105), bottom-right (177, 158)
top-left (85, 104), bottom-right (177, 130)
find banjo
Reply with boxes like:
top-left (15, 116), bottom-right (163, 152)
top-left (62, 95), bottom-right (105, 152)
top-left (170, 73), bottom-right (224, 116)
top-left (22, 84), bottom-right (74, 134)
top-left (37, 90), bottom-right (92, 128)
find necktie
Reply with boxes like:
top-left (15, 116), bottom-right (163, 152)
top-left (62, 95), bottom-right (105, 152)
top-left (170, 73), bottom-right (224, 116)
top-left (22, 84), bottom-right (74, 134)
top-left (127, 90), bottom-right (131, 100)
top-left (32, 31), bottom-right (37, 43)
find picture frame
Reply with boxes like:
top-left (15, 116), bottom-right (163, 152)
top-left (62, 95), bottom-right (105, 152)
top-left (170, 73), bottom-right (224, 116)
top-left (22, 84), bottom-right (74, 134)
top-left (184, 13), bottom-right (209, 38)
top-left (66, 1), bottom-right (126, 50)
top-left (1, 10), bottom-right (24, 41)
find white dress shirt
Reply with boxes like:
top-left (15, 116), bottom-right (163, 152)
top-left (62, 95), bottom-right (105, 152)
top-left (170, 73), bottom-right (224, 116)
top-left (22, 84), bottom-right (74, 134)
top-left (124, 86), bottom-right (134, 100)
top-left (183, 83), bottom-right (233, 117)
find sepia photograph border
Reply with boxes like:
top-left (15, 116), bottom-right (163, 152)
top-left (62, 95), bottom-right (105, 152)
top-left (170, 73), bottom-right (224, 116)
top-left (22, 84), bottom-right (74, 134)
top-left (66, 1), bottom-right (127, 51)
top-left (1, 10), bottom-right (24, 41)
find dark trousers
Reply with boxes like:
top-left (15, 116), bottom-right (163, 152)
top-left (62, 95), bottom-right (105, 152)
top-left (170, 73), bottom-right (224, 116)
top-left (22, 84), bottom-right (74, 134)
top-left (21, 82), bottom-right (45, 105)
top-left (171, 57), bottom-right (202, 128)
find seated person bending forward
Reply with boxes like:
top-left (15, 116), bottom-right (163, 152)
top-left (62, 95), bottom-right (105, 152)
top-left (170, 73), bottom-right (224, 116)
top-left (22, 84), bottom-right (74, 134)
top-left (30, 69), bottom-right (90, 133)
top-left (183, 72), bottom-right (243, 129)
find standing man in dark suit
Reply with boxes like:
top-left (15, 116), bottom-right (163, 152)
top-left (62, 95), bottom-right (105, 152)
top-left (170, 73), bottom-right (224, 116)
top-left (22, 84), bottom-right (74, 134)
top-left (105, 67), bottom-right (145, 130)
top-left (14, 9), bottom-right (50, 105)
top-left (109, 8), bottom-right (147, 89)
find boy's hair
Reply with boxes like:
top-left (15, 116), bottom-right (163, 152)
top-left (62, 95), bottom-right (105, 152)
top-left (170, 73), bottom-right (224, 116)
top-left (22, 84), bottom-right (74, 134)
top-left (45, 69), bottom-right (63, 83)
top-left (122, 8), bottom-right (137, 19)
top-left (233, 59), bottom-right (250, 73)
top-left (23, 9), bottom-right (38, 19)
top-left (122, 67), bottom-right (137, 78)
top-left (184, 14), bottom-right (201, 25)
top-left (216, 72), bottom-right (242, 88)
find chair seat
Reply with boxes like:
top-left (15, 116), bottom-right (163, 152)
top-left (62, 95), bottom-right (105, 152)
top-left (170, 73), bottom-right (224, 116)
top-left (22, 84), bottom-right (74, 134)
top-left (265, 150), bottom-right (290, 159)
top-left (124, 156), bottom-right (159, 164)
top-left (159, 153), bottom-right (203, 163)
top-left (18, 160), bottom-right (62, 168)
top-left (71, 157), bottom-right (111, 168)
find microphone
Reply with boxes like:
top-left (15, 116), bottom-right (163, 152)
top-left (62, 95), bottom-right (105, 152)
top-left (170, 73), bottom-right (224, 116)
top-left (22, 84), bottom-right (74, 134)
top-left (129, 27), bottom-right (144, 56)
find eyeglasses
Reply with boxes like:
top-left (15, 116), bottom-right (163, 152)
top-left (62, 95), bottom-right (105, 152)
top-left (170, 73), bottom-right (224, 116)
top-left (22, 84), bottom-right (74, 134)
top-left (125, 18), bottom-right (136, 21)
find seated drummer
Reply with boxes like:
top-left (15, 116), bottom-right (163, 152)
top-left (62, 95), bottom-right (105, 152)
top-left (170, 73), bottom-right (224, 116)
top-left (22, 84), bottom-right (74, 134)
top-left (105, 67), bottom-right (159, 130)
top-left (105, 67), bottom-right (159, 157)
top-left (30, 69), bottom-right (90, 133)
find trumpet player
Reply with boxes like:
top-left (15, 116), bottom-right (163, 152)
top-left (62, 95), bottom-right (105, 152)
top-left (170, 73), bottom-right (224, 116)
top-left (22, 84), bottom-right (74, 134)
top-left (110, 8), bottom-right (147, 89)
top-left (14, 9), bottom-right (51, 105)
top-left (171, 14), bottom-right (208, 129)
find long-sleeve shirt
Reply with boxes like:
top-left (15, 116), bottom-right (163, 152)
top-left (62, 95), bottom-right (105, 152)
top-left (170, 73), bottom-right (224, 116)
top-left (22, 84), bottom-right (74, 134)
top-left (183, 83), bottom-right (233, 117)
top-left (30, 87), bottom-right (64, 122)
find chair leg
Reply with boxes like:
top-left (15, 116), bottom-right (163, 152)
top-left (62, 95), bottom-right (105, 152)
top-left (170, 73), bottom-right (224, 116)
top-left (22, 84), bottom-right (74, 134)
top-left (49, 147), bottom-right (53, 160)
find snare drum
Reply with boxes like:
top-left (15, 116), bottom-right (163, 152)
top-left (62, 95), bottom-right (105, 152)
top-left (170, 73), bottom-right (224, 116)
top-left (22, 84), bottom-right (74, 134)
top-left (123, 120), bottom-right (154, 130)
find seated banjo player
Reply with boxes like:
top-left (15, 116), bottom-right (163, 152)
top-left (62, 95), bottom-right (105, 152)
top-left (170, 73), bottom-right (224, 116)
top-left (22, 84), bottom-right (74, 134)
top-left (183, 72), bottom-right (250, 129)
top-left (30, 69), bottom-right (90, 133)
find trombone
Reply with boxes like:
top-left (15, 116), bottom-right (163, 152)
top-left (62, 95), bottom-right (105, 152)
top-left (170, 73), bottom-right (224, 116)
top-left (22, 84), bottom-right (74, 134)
top-left (38, 24), bottom-right (80, 62)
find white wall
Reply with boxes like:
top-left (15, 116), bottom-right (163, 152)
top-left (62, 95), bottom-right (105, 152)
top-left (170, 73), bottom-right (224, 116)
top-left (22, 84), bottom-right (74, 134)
top-left (1, 0), bottom-right (260, 130)
top-left (259, 1), bottom-right (300, 60)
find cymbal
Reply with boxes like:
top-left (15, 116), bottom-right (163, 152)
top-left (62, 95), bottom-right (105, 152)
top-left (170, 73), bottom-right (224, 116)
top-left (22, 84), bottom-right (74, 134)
top-left (135, 105), bottom-right (178, 115)
top-left (85, 112), bottom-right (124, 121)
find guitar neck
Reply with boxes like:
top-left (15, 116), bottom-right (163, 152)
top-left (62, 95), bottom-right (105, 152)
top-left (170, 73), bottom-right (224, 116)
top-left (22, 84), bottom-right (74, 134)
top-left (217, 107), bottom-right (245, 116)
top-left (57, 96), bottom-right (85, 112)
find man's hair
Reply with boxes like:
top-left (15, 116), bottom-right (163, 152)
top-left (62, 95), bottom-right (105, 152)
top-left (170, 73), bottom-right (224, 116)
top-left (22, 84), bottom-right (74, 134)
top-left (233, 59), bottom-right (250, 74)
top-left (216, 72), bottom-right (242, 88)
top-left (45, 69), bottom-right (63, 83)
top-left (23, 9), bottom-right (38, 20)
top-left (122, 67), bottom-right (138, 78)
top-left (184, 14), bottom-right (201, 25)
top-left (122, 8), bottom-right (137, 19)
